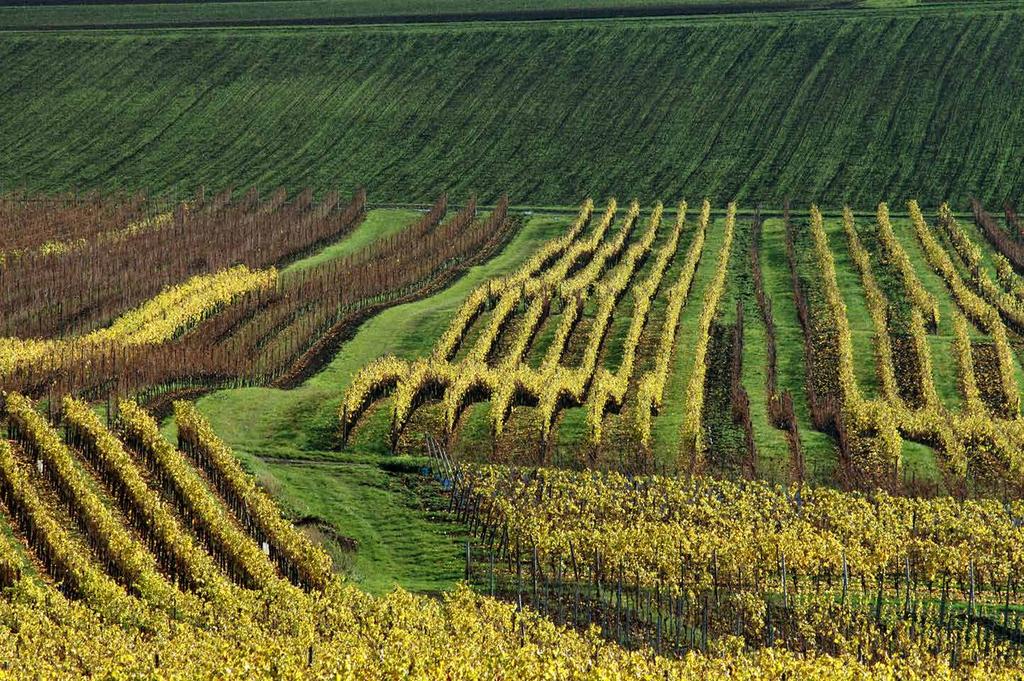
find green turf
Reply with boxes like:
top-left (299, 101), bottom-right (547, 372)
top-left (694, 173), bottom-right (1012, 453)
top-left (900, 439), bottom-right (942, 488)
top-left (734, 219), bottom-right (792, 483)
top-left (159, 414), bottom-right (463, 593)
top-left (233, 454), bottom-right (464, 594)
top-left (1, 8), bottom-right (1023, 206)
top-left (285, 207), bottom-right (421, 273)
top-left (742, 287), bottom-right (793, 483)
top-left (194, 213), bottom-right (566, 453)
top-left (822, 216), bottom-right (880, 400)
top-left (0, 512), bottom-right (35, 580)
top-left (650, 214), bottom-right (727, 468)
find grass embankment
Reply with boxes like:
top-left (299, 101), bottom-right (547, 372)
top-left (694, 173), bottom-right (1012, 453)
top-left (0, 8), bottom-right (1022, 205)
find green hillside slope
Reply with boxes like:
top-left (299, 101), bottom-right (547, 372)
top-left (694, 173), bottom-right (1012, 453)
top-left (0, 7), bottom-right (1022, 205)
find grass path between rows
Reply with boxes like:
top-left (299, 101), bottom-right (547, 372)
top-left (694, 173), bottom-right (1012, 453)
top-left (285, 208), bottom-right (418, 274)
top-left (174, 209), bottom-right (570, 593)
top-left (739, 226), bottom-right (792, 483)
top-left (650, 215), bottom-right (726, 467)
top-left (758, 218), bottom-right (837, 484)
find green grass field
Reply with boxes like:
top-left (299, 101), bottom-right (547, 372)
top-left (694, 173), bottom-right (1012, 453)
top-left (0, 4), bottom-right (1022, 206)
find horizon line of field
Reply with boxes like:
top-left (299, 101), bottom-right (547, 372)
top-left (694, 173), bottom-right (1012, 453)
top-left (2, 0), bottom-right (1019, 35)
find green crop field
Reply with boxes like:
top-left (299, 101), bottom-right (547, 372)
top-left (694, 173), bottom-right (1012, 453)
top-left (3, 1), bottom-right (1024, 676)
top-left (1, 3), bottom-right (1023, 206)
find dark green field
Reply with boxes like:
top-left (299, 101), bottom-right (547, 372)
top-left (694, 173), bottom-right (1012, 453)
top-left (0, 3), bottom-right (1022, 206)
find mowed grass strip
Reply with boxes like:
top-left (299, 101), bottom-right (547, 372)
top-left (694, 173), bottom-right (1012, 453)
top-left (736, 218), bottom-right (792, 483)
top-left (821, 215), bottom-right (880, 400)
top-left (649, 214), bottom-right (726, 468)
top-left (758, 217), bottom-right (837, 484)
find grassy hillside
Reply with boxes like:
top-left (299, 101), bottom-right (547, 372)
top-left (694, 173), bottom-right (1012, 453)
top-left (0, 6), bottom-right (1022, 205)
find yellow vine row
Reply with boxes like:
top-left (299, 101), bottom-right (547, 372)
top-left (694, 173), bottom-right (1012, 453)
top-left (909, 201), bottom-right (1019, 418)
top-left (61, 396), bottom-right (235, 602)
top-left (808, 206), bottom-right (901, 478)
top-left (680, 203), bottom-right (736, 470)
top-left (174, 401), bottom-right (334, 591)
top-left (0, 438), bottom-right (146, 625)
top-left (3, 393), bottom-right (193, 614)
top-left (117, 400), bottom-right (282, 590)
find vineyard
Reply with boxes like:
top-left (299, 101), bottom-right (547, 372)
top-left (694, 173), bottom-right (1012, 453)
top-left (0, 391), bottom-right (1021, 676)
top-left (5, 187), bottom-right (1024, 676)
top-left (0, 190), bottom-right (515, 400)
top-left (2, 0), bottom-right (1024, 673)
top-left (340, 198), bottom-right (1024, 499)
